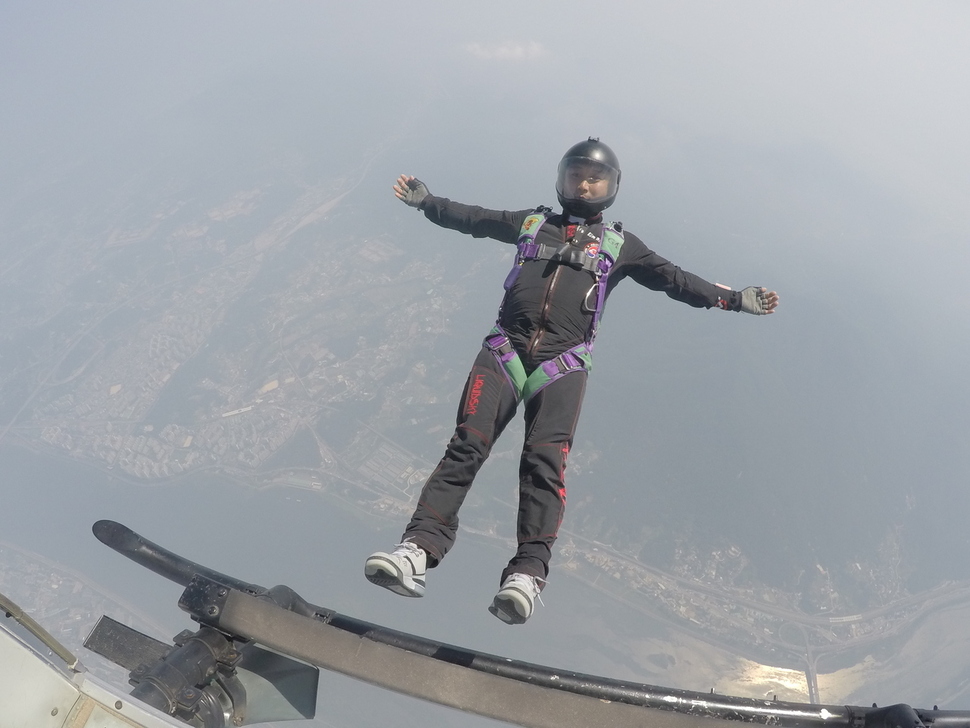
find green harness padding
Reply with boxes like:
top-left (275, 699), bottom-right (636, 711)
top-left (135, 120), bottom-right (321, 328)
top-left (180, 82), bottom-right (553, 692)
top-left (599, 227), bottom-right (624, 267)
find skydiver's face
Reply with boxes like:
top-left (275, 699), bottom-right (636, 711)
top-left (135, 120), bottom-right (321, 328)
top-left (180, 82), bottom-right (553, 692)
top-left (563, 163), bottom-right (612, 200)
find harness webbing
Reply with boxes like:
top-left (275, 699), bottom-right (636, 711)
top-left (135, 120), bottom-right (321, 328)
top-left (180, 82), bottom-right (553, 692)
top-left (502, 210), bottom-right (551, 291)
top-left (484, 327), bottom-right (593, 403)
top-left (485, 211), bottom-right (624, 403)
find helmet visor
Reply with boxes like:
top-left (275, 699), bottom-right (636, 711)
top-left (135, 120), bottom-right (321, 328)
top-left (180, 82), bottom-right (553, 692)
top-left (556, 157), bottom-right (620, 208)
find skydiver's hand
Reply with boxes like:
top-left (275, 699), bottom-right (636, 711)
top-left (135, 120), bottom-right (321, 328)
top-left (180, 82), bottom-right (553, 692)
top-left (739, 287), bottom-right (779, 315)
top-left (393, 174), bottom-right (430, 208)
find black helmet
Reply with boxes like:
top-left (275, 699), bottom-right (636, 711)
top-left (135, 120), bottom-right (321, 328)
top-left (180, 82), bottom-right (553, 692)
top-left (555, 137), bottom-right (621, 218)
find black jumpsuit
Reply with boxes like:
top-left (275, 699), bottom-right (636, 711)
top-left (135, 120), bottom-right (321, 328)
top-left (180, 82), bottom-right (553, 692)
top-left (402, 195), bottom-right (742, 584)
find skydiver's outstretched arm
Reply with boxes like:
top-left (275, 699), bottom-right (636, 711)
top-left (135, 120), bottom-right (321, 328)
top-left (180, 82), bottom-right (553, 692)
top-left (393, 174), bottom-right (430, 208)
top-left (391, 174), bottom-right (527, 244)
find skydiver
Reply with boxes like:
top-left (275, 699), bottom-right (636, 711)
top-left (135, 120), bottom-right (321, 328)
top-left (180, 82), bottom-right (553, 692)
top-left (365, 138), bottom-right (779, 624)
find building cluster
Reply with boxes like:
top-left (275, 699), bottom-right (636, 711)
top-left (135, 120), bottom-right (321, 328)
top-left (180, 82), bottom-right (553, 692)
top-left (19, 188), bottom-right (469, 486)
top-left (555, 533), bottom-right (926, 663)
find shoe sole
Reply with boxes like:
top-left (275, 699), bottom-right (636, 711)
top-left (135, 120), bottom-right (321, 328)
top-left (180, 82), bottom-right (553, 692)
top-left (489, 590), bottom-right (531, 625)
top-left (364, 557), bottom-right (425, 598)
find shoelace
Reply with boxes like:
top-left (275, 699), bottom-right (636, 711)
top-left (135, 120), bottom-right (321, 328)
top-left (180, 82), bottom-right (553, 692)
top-left (508, 574), bottom-right (546, 606)
top-left (392, 541), bottom-right (425, 565)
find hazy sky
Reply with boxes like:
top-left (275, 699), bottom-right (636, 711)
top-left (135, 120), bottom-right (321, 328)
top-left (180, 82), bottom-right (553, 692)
top-left (3, 1), bottom-right (968, 306)
top-left (2, 0), bottom-right (970, 720)
top-left (4, 2), bottom-right (969, 208)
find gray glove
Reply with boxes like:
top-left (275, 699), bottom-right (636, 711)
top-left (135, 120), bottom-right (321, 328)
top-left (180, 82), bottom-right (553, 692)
top-left (739, 286), bottom-right (772, 315)
top-left (399, 177), bottom-right (430, 208)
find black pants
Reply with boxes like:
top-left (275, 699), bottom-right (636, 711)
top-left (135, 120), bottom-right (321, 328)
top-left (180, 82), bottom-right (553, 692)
top-left (403, 346), bottom-right (587, 583)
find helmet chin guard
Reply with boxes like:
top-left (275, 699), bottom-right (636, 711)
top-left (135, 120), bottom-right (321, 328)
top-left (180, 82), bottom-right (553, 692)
top-left (556, 137), bottom-right (621, 218)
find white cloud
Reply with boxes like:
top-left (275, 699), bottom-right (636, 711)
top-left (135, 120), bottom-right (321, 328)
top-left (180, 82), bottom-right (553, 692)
top-left (464, 40), bottom-right (545, 61)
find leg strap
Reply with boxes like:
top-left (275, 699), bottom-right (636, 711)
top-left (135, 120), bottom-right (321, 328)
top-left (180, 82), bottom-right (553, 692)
top-left (484, 327), bottom-right (592, 404)
top-left (484, 327), bottom-right (528, 398)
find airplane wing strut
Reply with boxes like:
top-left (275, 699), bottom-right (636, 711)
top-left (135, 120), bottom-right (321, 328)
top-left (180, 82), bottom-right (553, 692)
top-left (90, 520), bottom-right (970, 728)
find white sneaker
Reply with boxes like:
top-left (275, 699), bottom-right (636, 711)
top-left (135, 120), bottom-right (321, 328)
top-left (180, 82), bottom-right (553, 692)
top-left (364, 541), bottom-right (427, 597)
top-left (489, 573), bottom-right (543, 624)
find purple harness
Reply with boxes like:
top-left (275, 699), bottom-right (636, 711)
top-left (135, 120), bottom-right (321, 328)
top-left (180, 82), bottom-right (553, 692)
top-left (486, 210), bottom-right (625, 402)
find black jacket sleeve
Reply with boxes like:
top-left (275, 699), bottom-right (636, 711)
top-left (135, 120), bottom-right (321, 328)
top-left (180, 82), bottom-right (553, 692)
top-left (419, 195), bottom-right (532, 245)
top-left (611, 231), bottom-right (741, 311)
